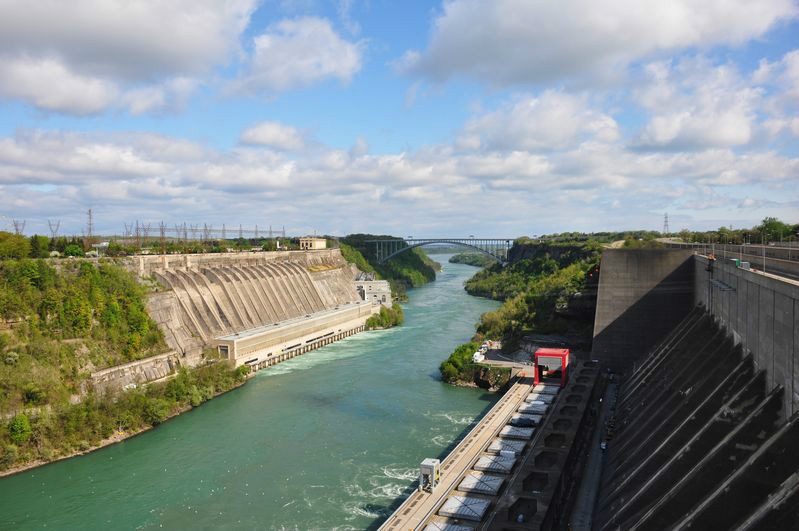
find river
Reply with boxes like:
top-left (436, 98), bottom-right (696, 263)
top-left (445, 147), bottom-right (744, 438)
top-left (0, 256), bottom-right (500, 531)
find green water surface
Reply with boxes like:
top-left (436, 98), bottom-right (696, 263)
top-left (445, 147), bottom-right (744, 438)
top-left (0, 257), bottom-right (500, 531)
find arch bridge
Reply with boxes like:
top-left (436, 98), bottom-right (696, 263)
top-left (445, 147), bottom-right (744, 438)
top-left (365, 238), bottom-right (513, 264)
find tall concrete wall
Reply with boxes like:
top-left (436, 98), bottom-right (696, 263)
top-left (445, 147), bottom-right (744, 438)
top-left (146, 249), bottom-right (362, 361)
top-left (696, 255), bottom-right (799, 419)
top-left (592, 249), bottom-right (695, 371)
top-left (592, 248), bottom-right (798, 417)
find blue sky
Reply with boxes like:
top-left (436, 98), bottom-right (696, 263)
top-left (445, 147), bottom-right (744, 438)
top-left (1, 0), bottom-right (797, 237)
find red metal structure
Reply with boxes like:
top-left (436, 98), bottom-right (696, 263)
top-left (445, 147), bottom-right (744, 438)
top-left (534, 347), bottom-right (570, 387)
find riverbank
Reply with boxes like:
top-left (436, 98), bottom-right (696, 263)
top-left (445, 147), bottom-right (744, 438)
top-left (0, 375), bottom-right (249, 478)
top-left (0, 255), bottom-right (499, 531)
top-left (1, 361), bottom-right (251, 475)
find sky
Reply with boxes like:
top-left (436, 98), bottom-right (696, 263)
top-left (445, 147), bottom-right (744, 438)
top-left (1, 0), bottom-right (797, 238)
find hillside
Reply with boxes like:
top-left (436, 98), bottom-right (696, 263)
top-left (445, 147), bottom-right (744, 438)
top-left (440, 239), bottom-right (600, 386)
top-left (0, 258), bottom-right (247, 473)
top-left (339, 234), bottom-right (440, 300)
top-left (448, 252), bottom-right (497, 268)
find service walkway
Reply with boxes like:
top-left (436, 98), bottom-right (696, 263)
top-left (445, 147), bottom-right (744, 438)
top-left (378, 377), bottom-right (534, 531)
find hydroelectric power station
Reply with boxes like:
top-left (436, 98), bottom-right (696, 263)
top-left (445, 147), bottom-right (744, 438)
top-left (92, 248), bottom-right (389, 392)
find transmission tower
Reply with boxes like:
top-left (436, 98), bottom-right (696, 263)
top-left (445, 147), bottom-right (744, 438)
top-left (662, 213), bottom-right (670, 235)
top-left (47, 220), bottom-right (61, 239)
top-left (84, 209), bottom-right (94, 250)
top-left (159, 221), bottom-right (166, 253)
top-left (141, 222), bottom-right (151, 240)
top-left (254, 225), bottom-right (259, 239)
top-left (12, 219), bottom-right (25, 235)
top-left (203, 224), bottom-right (210, 242)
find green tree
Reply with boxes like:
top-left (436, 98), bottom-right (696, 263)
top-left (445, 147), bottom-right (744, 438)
top-left (758, 217), bottom-right (792, 242)
top-left (63, 244), bottom-right (84, 257)
top-left (0, 232), bottom-right (31, 259)
top-left (8, 413), bottom-right (32, 444)
top-left (143, 398), bottom-right (171, 425)
top-left (29, 235), bottom-right (50, 258)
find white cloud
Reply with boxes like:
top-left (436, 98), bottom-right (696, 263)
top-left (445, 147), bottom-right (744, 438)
top-left (232, 17), bottom-right (363, 95)
top-left (633, 57), bottom-right (763, 149)
top-left (124, 78), bottom-right (200, 115)
top-left (0, 57), bottom-right (118, 114)
top-left (399, 0), bottom-right (797, 86)
top-left (2, 121), bottom-right (796, 236)
top-left (0, 0), bottom-right (254, 114)
top-left (458, 91), bottom-right (619, 151)
top-left (0, 0), bottom-right (255, 80)
top-left (240, 121), bottom-right (306, 150)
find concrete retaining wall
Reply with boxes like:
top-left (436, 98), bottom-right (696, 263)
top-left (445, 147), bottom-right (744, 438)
top-left (91, 351), bottom-right (181, 394)
top-left (696, 255), bottom-right (799, 419)
top-left (592, 249), bottom-right (695, 371)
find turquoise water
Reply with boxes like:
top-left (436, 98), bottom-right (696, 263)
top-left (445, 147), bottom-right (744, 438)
top-left (0, 257), bottom-right (500, 531)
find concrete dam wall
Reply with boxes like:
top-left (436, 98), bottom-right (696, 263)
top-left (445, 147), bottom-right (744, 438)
top-left (92, 250), bottom-right (375, 390)
top-left (592, 248), bottom-right (798, 419)
top-left (590, 249), bottom-right (799, 529)
top-left (591, 249), bottom-right (695, 371)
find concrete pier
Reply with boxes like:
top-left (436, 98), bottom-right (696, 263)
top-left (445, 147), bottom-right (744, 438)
top-left (378, 361), bottom-right (599, 531)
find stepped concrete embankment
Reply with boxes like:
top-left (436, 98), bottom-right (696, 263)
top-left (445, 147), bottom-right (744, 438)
top-left (585, 248), bottom-right (799, 530)
top-left (92, 249), bottom-right (379, 391)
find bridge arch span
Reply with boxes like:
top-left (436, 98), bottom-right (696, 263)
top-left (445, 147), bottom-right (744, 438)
top-left (365, 238), bottom-right (512, 264)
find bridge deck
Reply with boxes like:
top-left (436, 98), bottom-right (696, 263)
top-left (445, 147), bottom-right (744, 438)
top-left (378, 377), bottom-right (533, 531)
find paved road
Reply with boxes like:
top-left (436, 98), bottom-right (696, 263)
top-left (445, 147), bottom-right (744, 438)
top-left (570, 381), bottom-right (617, 531)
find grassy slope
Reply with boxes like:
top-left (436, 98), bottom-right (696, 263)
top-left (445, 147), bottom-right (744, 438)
top-left (0, 259), bottom-right (248, 472)
top-left (0, 259), bottom-right (169, 413)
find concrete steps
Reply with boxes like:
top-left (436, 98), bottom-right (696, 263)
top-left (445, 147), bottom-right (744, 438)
top-left (153, 259), bottom-right (361, 344)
